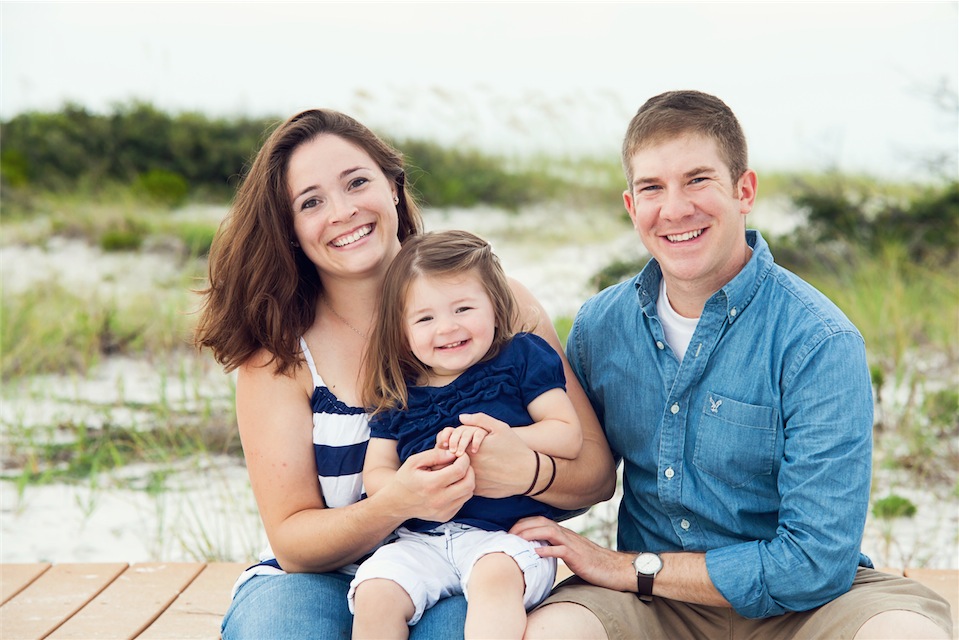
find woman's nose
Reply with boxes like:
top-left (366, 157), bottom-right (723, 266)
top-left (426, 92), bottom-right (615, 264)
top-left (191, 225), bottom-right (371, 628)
top-left (328, 193), bottom-right (358, 223)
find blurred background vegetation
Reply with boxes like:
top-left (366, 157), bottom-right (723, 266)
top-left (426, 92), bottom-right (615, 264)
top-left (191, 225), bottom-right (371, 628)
top-left (1, 102), bottom-right (956, 562)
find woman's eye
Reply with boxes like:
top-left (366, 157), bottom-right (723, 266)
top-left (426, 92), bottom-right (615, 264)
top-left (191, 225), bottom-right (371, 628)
top-left (348, 177), bottom-right (369, 190)
top-left (301, 197), bottom-right (320, 211)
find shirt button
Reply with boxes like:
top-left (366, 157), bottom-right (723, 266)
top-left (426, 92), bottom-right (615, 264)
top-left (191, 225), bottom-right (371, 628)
top-left (680, 519), bottom-right (691, 530)
top-left (656, 341), bottom-right (665, 350)
top-left (730, 308), bottom-right (738, 317)
top-left (670, 403), bottom-right (680, 414)
top-left (664, 467), bottom-right (675, 479)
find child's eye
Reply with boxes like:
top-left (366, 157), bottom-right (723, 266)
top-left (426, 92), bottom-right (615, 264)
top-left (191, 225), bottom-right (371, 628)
top-left (455, 306), bottom-right (473, 314)
top-left (415, 315), bottom-right (433, 324)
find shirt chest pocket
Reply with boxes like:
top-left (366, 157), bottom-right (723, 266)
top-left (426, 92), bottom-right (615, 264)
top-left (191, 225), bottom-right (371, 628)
top-left (692, 393), bottom-right (778, 488)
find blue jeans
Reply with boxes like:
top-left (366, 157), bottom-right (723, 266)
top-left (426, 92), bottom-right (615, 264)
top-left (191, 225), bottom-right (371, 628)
top-left (221, 571), bottom-right (467, 639)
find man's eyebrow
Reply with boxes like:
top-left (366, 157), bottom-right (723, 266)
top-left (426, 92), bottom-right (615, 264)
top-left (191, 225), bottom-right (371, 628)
top-left (684, 165), bottom-right (718, 178)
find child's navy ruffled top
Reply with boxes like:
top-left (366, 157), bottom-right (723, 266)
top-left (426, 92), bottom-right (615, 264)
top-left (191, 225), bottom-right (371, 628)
top-left (370, 332), bottom-right (573, 532)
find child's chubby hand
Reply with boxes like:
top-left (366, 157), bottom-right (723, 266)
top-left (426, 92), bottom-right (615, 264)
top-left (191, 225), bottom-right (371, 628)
top-left (436, 416), bottom-right (494, 456)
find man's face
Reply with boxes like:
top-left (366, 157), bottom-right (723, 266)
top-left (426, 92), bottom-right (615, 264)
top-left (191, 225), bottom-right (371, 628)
top-left (623, 133), bottom-right (757, 312)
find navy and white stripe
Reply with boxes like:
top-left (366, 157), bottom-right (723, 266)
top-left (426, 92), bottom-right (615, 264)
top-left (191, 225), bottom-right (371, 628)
top-left (231, 338), bottom-right (371, 597)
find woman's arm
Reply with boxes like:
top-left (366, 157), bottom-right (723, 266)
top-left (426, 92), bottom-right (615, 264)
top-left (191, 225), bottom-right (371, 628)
top-left (237, 349), bottom-right (474, 573)
top-left (443, 387), bottom-right (582, 460)
top-left (467, 279), bottom-right (617, 509)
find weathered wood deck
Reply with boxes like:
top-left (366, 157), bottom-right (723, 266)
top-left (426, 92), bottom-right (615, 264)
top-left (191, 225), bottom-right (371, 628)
top-left (1, 563), bottom-right (955, 639)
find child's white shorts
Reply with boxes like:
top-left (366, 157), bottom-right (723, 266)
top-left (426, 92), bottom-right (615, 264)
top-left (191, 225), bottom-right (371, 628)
top-left (347, 522), bottom-right (556, 625)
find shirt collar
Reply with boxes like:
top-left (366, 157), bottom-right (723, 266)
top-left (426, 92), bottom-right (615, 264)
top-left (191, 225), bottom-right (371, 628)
top-left (634, 229), bottom-right (774, 320)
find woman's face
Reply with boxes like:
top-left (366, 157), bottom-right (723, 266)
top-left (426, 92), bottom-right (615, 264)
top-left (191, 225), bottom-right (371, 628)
top-left (287, 134), bottom-right (401, 283)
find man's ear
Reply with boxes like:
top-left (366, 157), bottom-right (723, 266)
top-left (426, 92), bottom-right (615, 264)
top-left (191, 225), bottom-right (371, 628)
top-left (737, 169), bottom-right (758, 215)
top-left (623, 189), bottom-right (639, 228)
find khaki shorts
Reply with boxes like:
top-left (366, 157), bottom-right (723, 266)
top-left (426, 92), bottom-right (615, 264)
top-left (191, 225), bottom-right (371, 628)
top-left (536, 567), bottom-right (953, 639)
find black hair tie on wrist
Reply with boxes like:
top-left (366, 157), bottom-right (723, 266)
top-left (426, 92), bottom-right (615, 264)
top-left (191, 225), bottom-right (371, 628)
top-left (522, 451), bottom-right (541, 496)
top-left (530, 454), bottom-right (557, 497)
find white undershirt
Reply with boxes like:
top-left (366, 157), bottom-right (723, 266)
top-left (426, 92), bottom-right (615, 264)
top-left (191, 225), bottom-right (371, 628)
top-left (656, 278), bottom-right (700, 362)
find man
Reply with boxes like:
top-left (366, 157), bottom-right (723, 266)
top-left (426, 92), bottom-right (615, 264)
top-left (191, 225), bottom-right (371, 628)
top-left (512, 90), bottom-right (952, 639)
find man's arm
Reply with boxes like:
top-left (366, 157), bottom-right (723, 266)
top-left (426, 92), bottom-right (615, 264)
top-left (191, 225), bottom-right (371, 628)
top-left (511, 518), bottom-right (730, 606)
top-left (705, 330), bottom-right (874, 617)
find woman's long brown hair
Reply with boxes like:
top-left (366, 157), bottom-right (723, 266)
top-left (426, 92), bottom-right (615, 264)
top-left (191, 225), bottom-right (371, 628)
top-left (193, 109), bottom-right (422, 375)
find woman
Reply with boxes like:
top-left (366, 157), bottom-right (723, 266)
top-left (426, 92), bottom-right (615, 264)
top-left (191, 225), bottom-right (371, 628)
top-left (194, 109), bottom-right (616, 639)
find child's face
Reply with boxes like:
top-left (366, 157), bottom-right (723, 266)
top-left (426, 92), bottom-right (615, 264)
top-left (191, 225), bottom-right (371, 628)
top-left (404, 272), bottom-right (497, 385)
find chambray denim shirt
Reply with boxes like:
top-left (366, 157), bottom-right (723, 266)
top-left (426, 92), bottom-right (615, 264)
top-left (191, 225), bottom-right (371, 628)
top-left (567, 230), bottom-right (874, 619)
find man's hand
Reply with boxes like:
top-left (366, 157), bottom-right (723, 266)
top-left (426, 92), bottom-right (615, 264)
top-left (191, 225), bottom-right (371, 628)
top-left (510, 516), bottom-right (635, 592)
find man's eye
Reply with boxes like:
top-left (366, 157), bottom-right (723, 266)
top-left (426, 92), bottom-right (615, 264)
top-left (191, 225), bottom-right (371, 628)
top-left (639, 185), bottom-right (661, 193)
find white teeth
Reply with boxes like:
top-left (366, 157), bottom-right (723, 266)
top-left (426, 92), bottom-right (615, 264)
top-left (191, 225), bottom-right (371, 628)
top-left (439, 340), bottom-right (466, 349)
top-left (666, 229), bottom-right (703, 243)
top-left (331, 224), bottom-right (372, 247)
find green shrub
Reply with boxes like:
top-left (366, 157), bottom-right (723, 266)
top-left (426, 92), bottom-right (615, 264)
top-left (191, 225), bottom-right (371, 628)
top-left (590, 258), bottom-right (644, 292)
top-left (134, 169), bottom-right (189, 208)
top-left (100, 228), bottom-right (144, 251)
top-left (175, 222), bottom-right (218, 257)
top-left (397, 139), bottom-right (566, 210)
top-left (871, 494), bottom-right (918, 520)
top-left (790, 178), bottom-right (958, 266)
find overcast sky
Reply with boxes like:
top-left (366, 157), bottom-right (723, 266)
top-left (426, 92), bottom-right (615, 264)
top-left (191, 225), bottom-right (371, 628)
top-left (2, 1), bottom-right (957, 180)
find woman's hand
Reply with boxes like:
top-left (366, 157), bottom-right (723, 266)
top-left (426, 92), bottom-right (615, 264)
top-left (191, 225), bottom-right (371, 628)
top-left (390, 447), bottom-right (475, 523)
top-left (458, 412), bottom-right (534, 499)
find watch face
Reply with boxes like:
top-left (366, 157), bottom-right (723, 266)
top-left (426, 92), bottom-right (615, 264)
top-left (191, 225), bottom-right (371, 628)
top-left (634, 552), bottom-right (663, 575)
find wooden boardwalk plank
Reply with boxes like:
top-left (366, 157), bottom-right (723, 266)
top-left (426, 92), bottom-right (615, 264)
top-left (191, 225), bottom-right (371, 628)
top-left (1, 563), bottom-right (52, 606)
top-left (0, 563), bottom-right (127, 640)
top-left (138, 562), bottom-right (245, 640)
top-left (47, 563), bottom-right (204, 640)
top-left (1, 562), bottom-right (954, 639)
top-left (903, 568), bottom-right (959, 639)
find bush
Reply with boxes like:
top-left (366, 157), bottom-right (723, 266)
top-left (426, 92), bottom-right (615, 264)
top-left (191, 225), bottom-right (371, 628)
top-left (0, 102), bottom-right (272, 201)
top-left (397, 139), bottom-right (566, 210)
top-left (871, 494), bottom-right (917, 520)
top-left (174, 222), bottom-right (218, 257)
top-left (789, 178), bottom-right (958, 266)
top-left (134, 169), bottom-right (189, 208)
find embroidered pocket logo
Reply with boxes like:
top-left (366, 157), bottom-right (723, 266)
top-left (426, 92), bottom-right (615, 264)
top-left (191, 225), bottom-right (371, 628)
top-left (709, 397), bottom-right (723, 413)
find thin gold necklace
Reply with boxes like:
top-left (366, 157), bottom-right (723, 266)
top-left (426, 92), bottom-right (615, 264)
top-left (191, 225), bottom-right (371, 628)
top-left (322, 296), bottom-right (368, 339)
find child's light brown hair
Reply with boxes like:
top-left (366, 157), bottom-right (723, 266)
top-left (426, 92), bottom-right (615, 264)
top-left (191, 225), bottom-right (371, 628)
top-left (362, 230), bottom-right (517, 415)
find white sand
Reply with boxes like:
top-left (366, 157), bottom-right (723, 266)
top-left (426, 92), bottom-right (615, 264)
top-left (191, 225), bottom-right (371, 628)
top-left (1, 202), bottom-right (955, 569)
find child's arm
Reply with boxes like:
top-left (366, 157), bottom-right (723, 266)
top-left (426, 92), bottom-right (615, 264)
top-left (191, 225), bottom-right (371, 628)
top-left (448, 387), bottom-right (583, 461)
top-left (514, 387), bottom-right (583, 459)
top-left (363, 437), bottom-right (402, 497)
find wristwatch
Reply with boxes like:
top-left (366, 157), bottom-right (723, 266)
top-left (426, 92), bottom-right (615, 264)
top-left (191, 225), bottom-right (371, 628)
top-left (633, 552), bottom-right (663, 602)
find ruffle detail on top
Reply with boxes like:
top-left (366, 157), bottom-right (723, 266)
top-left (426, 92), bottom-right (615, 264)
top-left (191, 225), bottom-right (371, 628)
top-left (312, 385), bottom-right (368, 416)
top-left (373, 333), bottom-right (565, 460)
